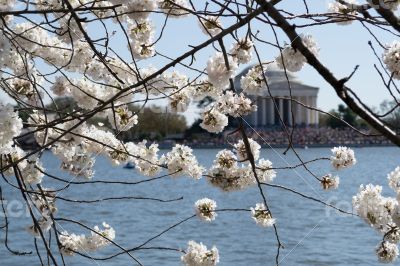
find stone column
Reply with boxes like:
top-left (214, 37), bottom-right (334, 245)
top-left (262, 98), bottom-right (268, 127)
top-left (305, 96), bottom-right (310, 126)
top-left (313, 96), bottom-right (319, 125)
top-left (268, 98), bottom-right (274, 125)
top-left (252, 99), bottom-right (258, 127)
top-left (279, 98), bottom-right (284, 124)
top-left (295, 96), bottom-right (301, 125)
top-left (287, 98), bottom-right (292, 126)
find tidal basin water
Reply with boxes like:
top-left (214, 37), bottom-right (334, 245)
top-left (1, 147), bottom-right (400, 266)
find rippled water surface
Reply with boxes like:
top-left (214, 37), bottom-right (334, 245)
top-left (1, 147), bottom-right (400, 266)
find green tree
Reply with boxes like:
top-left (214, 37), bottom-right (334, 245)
top-left (380, 100), bottom-right (400, 130)
top-left (324, 104), bottom-right (360, 128)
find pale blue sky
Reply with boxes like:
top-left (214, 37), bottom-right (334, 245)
top-left (2, 0), bottom-right (399, 125)
top-left (143, 0), bottom-right (399, 124)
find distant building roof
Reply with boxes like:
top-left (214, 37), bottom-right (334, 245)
top-left (234, 63), bottom-right (319, 97)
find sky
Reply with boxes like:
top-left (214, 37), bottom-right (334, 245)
top-left (1, 0), bottom-right (399, 125)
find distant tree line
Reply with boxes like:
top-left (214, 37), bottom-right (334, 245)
top-left (320, 101), bottom-right (400, 131)
top-left (23, 97), bottom-right (187, 141)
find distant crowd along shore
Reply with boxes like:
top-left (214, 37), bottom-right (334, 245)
top-left (165, 126), bottom-right (395, 148)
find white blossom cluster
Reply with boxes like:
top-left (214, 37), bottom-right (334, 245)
top-left (199, 16), bottom-right (223, 36)
top-left (234, 138), bottom-right (261, 161)
top-left (240, 66), bottom-right (267, 96)
top-left (195, 198), bottom-right (217, 222)
top-left (159, 0), bottom-right (190, 17)
top-left (127, 18), bottom-right (156, 59)
top-left (162, 144), bottom-right (203, 179)
top-left (388, 167), bottom-right (400, 194)
top-left (353, 166), bottom-right (400, 263)
top-left (251, 203), bottom-right (276, 227)
top-left (330, 146), bottom-right (356, 170)
top-left (59, 222), bottom-right (115, 256)
top-left (320, 174), bottom-right (340, 190)
top-left (207, 52), bottom-right (238, 89)
top-left (192, 80), bottom-right (221, 100)
top-left (196, 79), bottom-right (257, 134)
top-left (383, 41), bottom-right (400, 80)
top-left (181, 240), bottom-right (219, 266)
top-left (0, 103), bottom-right (23, 149)
top-left (230, 39), bottom-right (253, 64)
top-left (275, 34), bottom-right (319, 72)
top-left (215, 91), bottom-right (257, 118)
top-left (106, 104), bottom-right (138, 131)
top-left (207, 140), bottom-right (276, 192)
top-left (0, 104), bottom-right (47, 188)
top-left (327, 0), bottom-right (358, 25)
top-left (127, 140), bottom-right (162, 176)
top-left (27, 190), bottom-right (56, 237)
top-left (199, 107), bottom-right (228, 134)
top-left (376, 241), bottom-right (399, 263)
top-left (379, 0), bottom-right (400, 10)
top-left (0, 0), bottom-right (15, 11)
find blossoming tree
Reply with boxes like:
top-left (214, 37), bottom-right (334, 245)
top-left (1, 0), bottom-right (400, 265)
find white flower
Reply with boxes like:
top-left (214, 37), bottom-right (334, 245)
top-left (127, 140), bottom-right (162, 176)
top-left (214, 149), bottom-right (237, 170)
top-left (216, 91), bottom-right (256, 117)
top-left (240, 66), bottom-right (266, 95)
top-left (163, 144), bottom-right (203, 179)
top-left (51, 76), bottom-right (71, 96)
top-left (388, 167), bottom-right (400, 194)
top-left (327, 0), bottom-right (357, 25)
top-left (168, 88), bottom-right (192, 113)
top-left (320, 174), bottom-right (340, 190)
top-left (199, 16), bottom-right (222, 36)
top-left (20, 157), bottom-right (45, 185)
top-left (383, 41), bottom-right (400, 80)
top-left (207, 52), bottom-right (238, 89)
top-left (234, 138), bottom-right (261, 161)
top-left (384, 223), bottom-right (400, 243)
top-left (27, 218), bottom-right (53, 237)
top-left (0, 0), bottom-right (15, 11)
top-left (352, 184), bottom-right (396, 231)
top-left (127, 18), bottom-right (154, 43)
top-left (0, 103), bottom-right (23, 148)
top-left (200, 107), bottom-right (228, 134)
top-left (192, 80), bottom-right (221, 100)
top-left (86, 222), bottom-right (116, 251)
top-left (275, 34), bottom-right (319, 72)
top-left (251, 203), bottom-right (275, 227)
top-left (0, 36), bottom-right (11, 67)
top-left (181, 240), bottom-right (219, 266)
top-left (330, 146), bottom-right (356, 170)
top-left (107, 143), bottom-right (130, 166)
top-left (230, 38), bottom-right (253, 64)
top-left (130, 41), bottom-right (155, 59)
top-left (0, 145), bottom-right (27, 176)
top-left (159, 0), bottom-right (190, 17)
top-left (70, 79), bottom-right (110, 110)
top-left (380, 0), bottom-right (400, 10)
top-left (207, 163), bottom-right (255, 192)
top-left (59, 232), bottom-right (85, 256)
top-left (107, 104), bottom-right (138, 131)
top-left (59, 222), bottom-right (115, 256)
top-left (122, 0), bottom-right (158, 21)
top-left (31, 190), bottom-right (57, 218)
top-left (56, 146), bottom-right (96, 179)
top-left (376, 241), bottom-right (399, 263)
top-left (256, 159), bottom-right (276, 183)
top-left (195, 198), bottom-right (217, 222)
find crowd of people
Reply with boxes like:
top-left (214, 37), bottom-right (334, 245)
top-left (176, 127), bottom-right (394, 148)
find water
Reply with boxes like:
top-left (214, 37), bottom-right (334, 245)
top-left (1, 147), bottom-right (400, 266)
